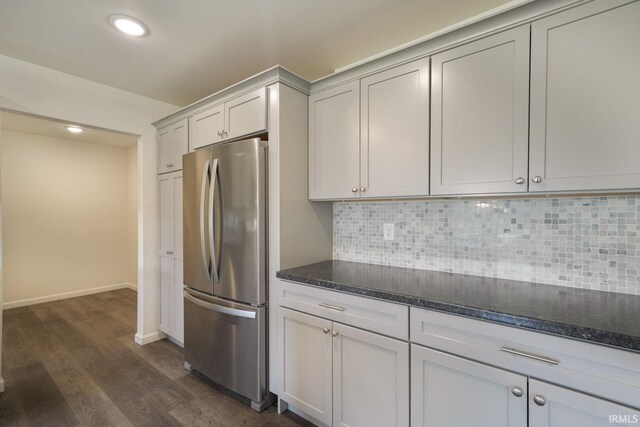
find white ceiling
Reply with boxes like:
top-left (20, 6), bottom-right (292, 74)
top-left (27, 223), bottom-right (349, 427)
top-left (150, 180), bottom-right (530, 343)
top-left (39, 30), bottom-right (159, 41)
top-left (0, 110), bottom-right (138, 148)
top-left (0, 0), bottom-right (511, 106)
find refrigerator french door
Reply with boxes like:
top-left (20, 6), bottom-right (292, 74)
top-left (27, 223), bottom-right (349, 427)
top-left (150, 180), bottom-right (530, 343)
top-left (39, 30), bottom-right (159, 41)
top-left (182, 138), bottom-right (269, 411)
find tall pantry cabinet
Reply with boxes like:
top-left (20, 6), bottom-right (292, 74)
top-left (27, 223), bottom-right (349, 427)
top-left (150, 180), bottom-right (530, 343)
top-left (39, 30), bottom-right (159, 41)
top-left (157, 121), bottom-right (188, 344)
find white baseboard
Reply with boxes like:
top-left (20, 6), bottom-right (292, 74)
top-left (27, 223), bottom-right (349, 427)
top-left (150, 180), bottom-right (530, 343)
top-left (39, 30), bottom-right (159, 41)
top-left (135, 330), bottom-right (166, 345)
top-left (3, 282), bottom-right (136, 309)
top-left (0, 376), bottom-right (5, 393)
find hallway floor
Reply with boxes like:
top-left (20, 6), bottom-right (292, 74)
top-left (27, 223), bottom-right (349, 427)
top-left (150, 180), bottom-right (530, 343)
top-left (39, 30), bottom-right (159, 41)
top-left (0, 289), bottom-right (310, 426)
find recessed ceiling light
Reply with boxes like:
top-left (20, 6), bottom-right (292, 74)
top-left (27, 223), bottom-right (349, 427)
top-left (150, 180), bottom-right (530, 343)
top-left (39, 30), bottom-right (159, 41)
top-left (109, 15), bottom-right (148, 37)
top-left (66, 126), bottom-right (83, 134)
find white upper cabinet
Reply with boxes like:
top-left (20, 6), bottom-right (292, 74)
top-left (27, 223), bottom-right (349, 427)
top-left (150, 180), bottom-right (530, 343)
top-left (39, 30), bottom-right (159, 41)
top-left (431, 25), bottom-right (530, 195)
top-left (360, 59), bottom-right (429, 198)
top-left (189, 87), bottom-right (267, 151)
top-left (225, 87), bottom-right (267, 140)
top-left (309, 81), bottom-right (360, 200)
top-left (309, 59), bottom-right (429, 200)
top-left (529, 0), bottom-right (640, 192)
top-left (158, 127), bottom-right (172, 174)
top-left (190, 104), bottom-right (224, 150)
top-left (158, 119), bottom-right (189, 174)
top-left (529, 379), bottom-right (640, 427)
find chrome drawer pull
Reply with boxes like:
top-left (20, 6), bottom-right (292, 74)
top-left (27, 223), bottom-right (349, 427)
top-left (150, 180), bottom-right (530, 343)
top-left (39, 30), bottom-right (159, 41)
top-left (500, 347), bottom-right (559, 365)
top-left (319, 302), bottom-right (345, 312)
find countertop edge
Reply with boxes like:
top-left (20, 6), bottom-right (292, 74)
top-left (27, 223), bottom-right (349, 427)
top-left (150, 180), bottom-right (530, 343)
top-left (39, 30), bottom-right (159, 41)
top-left (276, 270), bottom-right (640, 353)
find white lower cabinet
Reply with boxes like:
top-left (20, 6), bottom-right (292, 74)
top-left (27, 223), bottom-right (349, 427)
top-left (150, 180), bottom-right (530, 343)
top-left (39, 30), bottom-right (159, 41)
top-left (411, 344), bottom-right (527, 427)
top-left (411, 344), bottom-right (640, 427)
top-left (277, 284), bottom-right (640, 426)
top-left (279, 308), bottom-right (333, 425)
top-left (529, 379), bottom-right (640, 427)
top-left (333, 323), bottom-right (409, 427)
top-left (278, 307), bottom-right (409, 427)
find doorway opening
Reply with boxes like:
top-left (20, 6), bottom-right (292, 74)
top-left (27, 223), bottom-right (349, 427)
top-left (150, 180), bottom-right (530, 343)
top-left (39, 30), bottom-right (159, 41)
top-left (0, 109), bottom-right (139, 309)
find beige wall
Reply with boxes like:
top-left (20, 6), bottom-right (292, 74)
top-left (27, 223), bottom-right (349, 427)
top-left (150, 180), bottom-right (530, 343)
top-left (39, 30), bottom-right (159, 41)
top-left (1, 129), bottom-right (136, 307)
top-left (127, 145), bottom-right (138, 286)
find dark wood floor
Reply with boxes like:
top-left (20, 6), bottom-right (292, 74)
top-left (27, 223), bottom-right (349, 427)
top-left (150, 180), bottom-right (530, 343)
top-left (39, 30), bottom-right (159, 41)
top-left (0, 289), bottom-right (311, 427)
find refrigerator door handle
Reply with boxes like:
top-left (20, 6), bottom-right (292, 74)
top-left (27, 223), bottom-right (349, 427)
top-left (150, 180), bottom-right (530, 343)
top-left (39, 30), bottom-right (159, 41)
top-left (184, 291), bottom-right (256, 319)
top-left (208, 158), bottom-right (220, 283)
top-left (200, 159), bottom-right (211, 280)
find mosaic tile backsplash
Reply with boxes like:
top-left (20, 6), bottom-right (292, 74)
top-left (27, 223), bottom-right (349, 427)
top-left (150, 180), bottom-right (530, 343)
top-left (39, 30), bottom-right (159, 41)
top-left (333, 195), bottom-right (640, 295)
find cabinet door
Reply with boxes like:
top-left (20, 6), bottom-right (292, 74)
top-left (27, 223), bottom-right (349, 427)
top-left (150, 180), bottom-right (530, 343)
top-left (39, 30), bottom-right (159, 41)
top-left (159, 255), bottom-right (174, 334)
top-left (360, 59), bottom-right (429, 198)
top-left (431, 25), bottom-right (530, 195)
top-left (158, 174), bottom-right (175, 257)
top-left (309, 81), bottom-right (360, 200)
top-left (171, 119), bottom-right (188, 171)
top-left (278, 307), bottom-right (333, 425)
top-left (158, 127), bottom-right (172, 174)
top-left (159, 172), bottom-right (183, 340)
top-left (529, 379), bottom-right (640, 427)
top-left (190, 104), bottom-right (224, 150)
top-left (224, 87), bottom-right (267, 140)
top-left (411, 344), bottom-right (527, 427)
top-left (529, 0), bottom-right (640, 192)
top-left (173, 173), bottom-right (184, 343)
top-left (333, 323), bottom-right (409, 427)
top-left (173, 258), bottom-right (184, 343)
top-left (173, 173), bottom-right (183, 260)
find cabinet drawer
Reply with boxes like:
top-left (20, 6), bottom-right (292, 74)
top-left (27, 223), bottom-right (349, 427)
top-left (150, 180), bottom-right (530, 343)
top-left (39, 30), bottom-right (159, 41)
top-left (410, 307), bottom-right (640, 410)
top-left (278, 280), bottom-right (408, 340)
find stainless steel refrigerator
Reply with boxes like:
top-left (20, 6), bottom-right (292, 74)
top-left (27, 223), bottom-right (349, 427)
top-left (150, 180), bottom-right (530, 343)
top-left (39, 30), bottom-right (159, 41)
top-left (182, 137), bottom-right (270, 411)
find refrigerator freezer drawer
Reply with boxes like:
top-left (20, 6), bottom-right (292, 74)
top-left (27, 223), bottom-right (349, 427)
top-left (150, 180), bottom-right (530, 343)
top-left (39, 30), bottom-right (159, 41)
top-left (184, 289), bottom-right (267, 403)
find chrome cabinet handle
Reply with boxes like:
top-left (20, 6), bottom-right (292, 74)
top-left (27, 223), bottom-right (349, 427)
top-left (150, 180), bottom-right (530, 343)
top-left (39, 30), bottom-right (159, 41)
top-left (217, 131), bottom-right (223, 137)
top-left (323, 327), bottom-right (330, 334)
top-left (222, 130), bottom-right (228, 138)
top-left (533, 395), bottom-right (546, 406)
top-left (351, 187), bottom-right (358, 193)
top-left (332, 331), bottom-right (339, 337)
top-left (514, 177), bottom-right (525, 184)
top-left (532, 176), bottom-right (542, 183)
top-left (359, 187), bottom-right (366, 192)
top-left (511, 387), bottom-right (523, 397)
top-left (166, 251), bottom-right (173, 255)
top-left (500, 347), bottom-right (559, 365)
top-left (319, 303), bottom-right (345, 312)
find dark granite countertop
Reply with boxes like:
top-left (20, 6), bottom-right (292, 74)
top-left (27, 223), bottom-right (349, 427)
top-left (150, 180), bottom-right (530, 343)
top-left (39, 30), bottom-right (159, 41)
top-left (276, 260), bottom-right (640, 353)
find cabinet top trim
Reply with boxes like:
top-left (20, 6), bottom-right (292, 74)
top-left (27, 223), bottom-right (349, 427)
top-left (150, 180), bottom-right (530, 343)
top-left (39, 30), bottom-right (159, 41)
top-left (310, 0), bottom-right (589, 94)
top-left (152, 65), bottom-right (310, 129)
